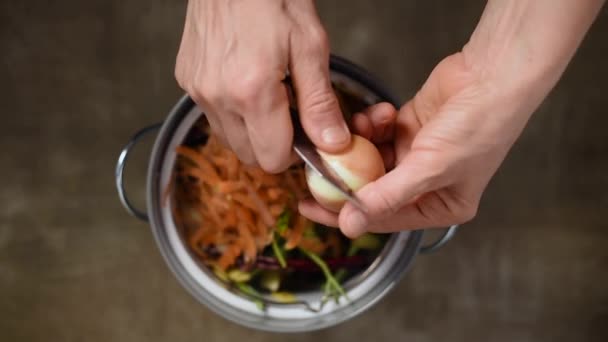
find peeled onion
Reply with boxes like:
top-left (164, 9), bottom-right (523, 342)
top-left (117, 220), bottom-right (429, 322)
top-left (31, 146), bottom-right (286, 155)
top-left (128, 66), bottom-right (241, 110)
top-left (305, 135), bottom-right (385, 212)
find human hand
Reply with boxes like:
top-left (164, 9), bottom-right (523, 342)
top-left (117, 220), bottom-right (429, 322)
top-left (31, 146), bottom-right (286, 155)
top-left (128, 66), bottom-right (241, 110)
top-left (300, 53), bottom-right (521, 236)
top-left (175, 0), bottom-right (350, 173)
top-left (299, 0), bottom-right (604, 238)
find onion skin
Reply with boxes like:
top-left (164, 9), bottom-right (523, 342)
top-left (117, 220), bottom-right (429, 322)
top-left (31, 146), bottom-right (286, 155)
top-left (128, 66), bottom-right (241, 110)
top-left (305, 135), bottom-right (385, 213)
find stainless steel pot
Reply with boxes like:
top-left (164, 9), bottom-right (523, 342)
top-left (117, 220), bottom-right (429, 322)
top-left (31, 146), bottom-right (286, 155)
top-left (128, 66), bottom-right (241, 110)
top-left (115, 55), bottom-right (458, 333)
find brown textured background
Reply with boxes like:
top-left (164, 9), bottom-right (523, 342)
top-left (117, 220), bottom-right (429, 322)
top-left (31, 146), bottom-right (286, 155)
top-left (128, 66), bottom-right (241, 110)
top-left (1, 1), bottom-right (607, 341)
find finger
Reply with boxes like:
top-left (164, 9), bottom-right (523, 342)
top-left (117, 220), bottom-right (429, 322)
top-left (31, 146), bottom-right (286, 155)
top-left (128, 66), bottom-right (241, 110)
top-left (362, 102), bottom-right (398, 144)
top-left (289, 26), bottom-right (351, 153)
top-left (211, 0), bottom-right (294, 172)
top-left (186, 81), bottom-right (228, 147)
top-left (201, 112), bottom-right (229, 147)
top-left (243, 81), bottom-right (294, 173)
top-left (353, 109), bottom-right (394, 169)
top-left (393, 100), bottom-right (422, 164)
top-left (298, 198), bottom-right (340, 227)
top-left (338, 152), bottom-right (447, 237)
top-left (350, 113), bottom-right (373, 140)
top-left (359, 191), bottom-right (467, 233)
top-left (218, 112), bottom-right (257, 165)
top-left (220, 50), bottom-right (293, 172)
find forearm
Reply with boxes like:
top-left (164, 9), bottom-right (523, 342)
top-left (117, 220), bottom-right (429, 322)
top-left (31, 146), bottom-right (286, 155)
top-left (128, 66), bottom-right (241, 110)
top-left (463, 0), bottom-right (604, 101)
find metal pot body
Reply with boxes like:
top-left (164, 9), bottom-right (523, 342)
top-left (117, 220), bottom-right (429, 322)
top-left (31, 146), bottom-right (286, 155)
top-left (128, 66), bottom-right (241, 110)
top-left (116, 56), bottom-right (457, 333)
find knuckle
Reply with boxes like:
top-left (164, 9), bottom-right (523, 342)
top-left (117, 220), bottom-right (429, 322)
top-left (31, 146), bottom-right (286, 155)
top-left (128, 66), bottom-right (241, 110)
top-left (442, 189), bottom-right (479, 224)
top-left (195, 82), bottom-right (221, 105)
top-left (302, 88), bottom-right (339, 120)
top-left (228, 68), bottom-right (267, 108)
top-left (174, 58), bottom-right (221, 106)
top-left (362, 186), bottom-right (400, 217)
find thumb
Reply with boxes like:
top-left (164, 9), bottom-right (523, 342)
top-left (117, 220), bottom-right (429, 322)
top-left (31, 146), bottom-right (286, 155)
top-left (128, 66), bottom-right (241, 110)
top-left (289, 35), bottom-right (351, 152)
top-left (339, 153), bottom-right (443, 237)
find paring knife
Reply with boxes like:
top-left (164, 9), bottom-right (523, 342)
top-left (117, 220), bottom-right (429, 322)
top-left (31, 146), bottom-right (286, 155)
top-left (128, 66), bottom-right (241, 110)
top-left (283, 79), bottom-right (368, 212)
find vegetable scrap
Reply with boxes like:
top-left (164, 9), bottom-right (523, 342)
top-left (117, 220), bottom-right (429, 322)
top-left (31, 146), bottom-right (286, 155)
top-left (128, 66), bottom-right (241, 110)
top-left (170, 117), bottom-right (386, 309)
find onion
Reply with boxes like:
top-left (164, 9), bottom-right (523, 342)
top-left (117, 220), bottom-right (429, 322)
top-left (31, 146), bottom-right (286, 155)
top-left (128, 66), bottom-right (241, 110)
top-left (305, 135), bottom-right (385, 212)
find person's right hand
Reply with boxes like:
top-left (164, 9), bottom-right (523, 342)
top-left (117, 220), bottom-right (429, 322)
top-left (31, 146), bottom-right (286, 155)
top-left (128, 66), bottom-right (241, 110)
top-left (175, 0), bottom-right (351, 173)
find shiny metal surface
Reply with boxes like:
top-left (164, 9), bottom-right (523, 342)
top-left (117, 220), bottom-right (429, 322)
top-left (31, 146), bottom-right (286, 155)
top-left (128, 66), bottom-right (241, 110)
top-left (115, 123), bottom-right (162, 221)
top-left (419, 224), bottom-right (459, 254)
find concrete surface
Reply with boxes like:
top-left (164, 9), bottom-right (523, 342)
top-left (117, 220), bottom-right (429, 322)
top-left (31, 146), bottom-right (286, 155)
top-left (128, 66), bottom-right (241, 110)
top-left (1, 1), bottom-right (607, 341)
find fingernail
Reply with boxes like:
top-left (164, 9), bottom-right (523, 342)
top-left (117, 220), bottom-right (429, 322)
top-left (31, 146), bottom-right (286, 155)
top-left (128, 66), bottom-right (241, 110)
top-left (321, 125), bottom-right (349, 146)
top-left (346, 210), bottom-right (368, 238)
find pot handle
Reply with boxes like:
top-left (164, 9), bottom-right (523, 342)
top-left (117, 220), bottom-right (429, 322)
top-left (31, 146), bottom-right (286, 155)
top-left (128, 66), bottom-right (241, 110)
top-left (115, 123), bottom-right (162, 221)
top-left (419, 224), bottom-right (459, 254)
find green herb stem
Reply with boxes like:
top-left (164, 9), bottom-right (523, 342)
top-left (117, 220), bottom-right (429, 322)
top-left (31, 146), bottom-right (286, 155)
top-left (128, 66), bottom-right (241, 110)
top-left (299, 248), bottom-right (347, 299)
top-left (272, 234), bottom-right (287, 268)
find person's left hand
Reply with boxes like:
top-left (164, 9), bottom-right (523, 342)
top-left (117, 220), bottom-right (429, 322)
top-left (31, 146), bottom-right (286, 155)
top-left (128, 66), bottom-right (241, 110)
top-left (298, 52), bottom-right (540, 238)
